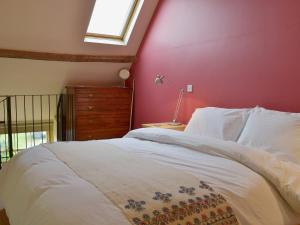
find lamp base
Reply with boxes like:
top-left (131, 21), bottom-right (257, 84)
top-left (167, 122), bottom-right (182, 126)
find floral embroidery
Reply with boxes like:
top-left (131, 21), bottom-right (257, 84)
top-left (125, 199), bottom-right (146, 212)
top-left (153, 192), bottom-right (172, 203)
top-left (179, 186), bottom-right (196, 195)
top-left (128, 181), bottom-right (239, 225)
top-left (199, 181), bottom-right (213, 192)
top-left (131, 193), bottom-right (236, 225)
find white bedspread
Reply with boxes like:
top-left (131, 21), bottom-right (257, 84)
top-left (0, 128), bottom-right (299, 225)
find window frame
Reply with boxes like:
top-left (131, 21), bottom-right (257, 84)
top-left (0, 121), bottom-right (54, 143)
top-left (85, 0), bottom-right (141, 44)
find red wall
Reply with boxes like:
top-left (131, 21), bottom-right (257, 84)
top-left (131, 0), bottom-right (300, 127)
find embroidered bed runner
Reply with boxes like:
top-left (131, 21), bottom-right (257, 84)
top-left (45, 141), bottom-right (239, 225)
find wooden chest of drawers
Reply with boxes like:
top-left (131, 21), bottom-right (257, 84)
top-left (62, 86), bottom-right (133, 141)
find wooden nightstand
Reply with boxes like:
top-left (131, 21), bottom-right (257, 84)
top-left (142, 122), bottom-right (186, 131)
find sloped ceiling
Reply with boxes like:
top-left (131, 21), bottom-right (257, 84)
top-left (0, 0), bottom-right (159, 94)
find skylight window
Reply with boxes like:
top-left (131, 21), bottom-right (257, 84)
top-left (85, 0), bottom-right (143, 45)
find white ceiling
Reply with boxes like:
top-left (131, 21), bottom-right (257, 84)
top-left (0, 0), bottom-right (159, 94)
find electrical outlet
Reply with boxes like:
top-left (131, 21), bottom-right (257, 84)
top-left (187, 84), bottom-right (193, 93)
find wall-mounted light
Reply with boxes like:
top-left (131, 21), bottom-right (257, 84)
top-left (154, 74), bottom-right (165, 85)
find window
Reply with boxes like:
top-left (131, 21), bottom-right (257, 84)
top-left (0, 131), bottom-right (47, 156)
top-left (85, 0), bottom-right (144, 45)
top-left (0, 122), bottom-right (54, 162)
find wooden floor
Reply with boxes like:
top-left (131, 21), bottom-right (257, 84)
top-left (0, 210), bottom-right (9, 225)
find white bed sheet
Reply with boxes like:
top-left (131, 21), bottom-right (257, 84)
top-left (0, 129), bottom-right (299, 225)
top-left (104, 138), bottom-right (300, 225)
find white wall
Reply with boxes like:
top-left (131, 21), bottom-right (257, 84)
top-left (0, 58), bottom-right (130, 95)
top-left (0, 95), bottom-right (59, 123)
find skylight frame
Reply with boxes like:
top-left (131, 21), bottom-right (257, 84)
top-left (85, 0), bottom-right (140, 43)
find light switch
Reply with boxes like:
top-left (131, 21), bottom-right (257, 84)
top-left (187, 84), bottom-right (193, 93)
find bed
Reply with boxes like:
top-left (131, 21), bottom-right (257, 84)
top-left (0, 106), bottom-right (299, 225)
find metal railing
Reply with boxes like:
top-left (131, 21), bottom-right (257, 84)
top-left (0, 95), bottom-right (59, 168)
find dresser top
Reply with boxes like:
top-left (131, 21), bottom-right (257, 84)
top-left (66, 85), bottom-right (130, 89)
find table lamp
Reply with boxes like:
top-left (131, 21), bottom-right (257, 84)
top-left (154, 75), bottom-right (184, 125)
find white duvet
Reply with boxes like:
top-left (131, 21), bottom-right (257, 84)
top-left (0, 128), bottom-right (300, 225)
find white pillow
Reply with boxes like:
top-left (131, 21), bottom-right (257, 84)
top-left (238, 107), bottom-right (300, 162)
top-left (185, 107), bottom-right (250, 141)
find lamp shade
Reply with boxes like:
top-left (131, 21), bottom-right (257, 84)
top-left (119, 69), bottom-right (130, 80)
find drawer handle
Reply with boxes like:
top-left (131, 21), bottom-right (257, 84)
top-left (88, 94), bottom-right (94, 98)
top-left (88, 106), bottom-right (94, 110)
top-left (88, 135), bottom-right (93, 139)
top-left (88, 119), bottom-right (93, 123)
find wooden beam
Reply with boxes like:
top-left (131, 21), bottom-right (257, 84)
top-left (0, 49), bottom-right (135, 63)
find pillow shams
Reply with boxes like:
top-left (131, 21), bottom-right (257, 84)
top-left (185, 107), bottom-right (250, 141)
top-left (238, 107), bottom-right (300, 162)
